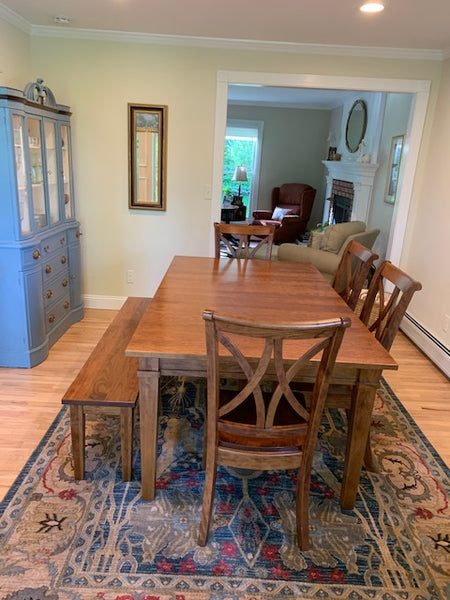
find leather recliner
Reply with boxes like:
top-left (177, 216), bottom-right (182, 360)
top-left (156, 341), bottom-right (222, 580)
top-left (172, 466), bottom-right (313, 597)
top-left (252, 183), bottom-right (316, 244)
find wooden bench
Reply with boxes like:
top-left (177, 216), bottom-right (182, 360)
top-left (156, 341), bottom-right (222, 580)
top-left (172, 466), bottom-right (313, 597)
top-left (62, 296), bottom-right (151, 481)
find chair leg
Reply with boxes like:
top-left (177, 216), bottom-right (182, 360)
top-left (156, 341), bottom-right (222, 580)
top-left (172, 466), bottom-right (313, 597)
top-left (198, 453), bottom-right (218, 546)
top-left (296, 469), bottom-right (310, 551)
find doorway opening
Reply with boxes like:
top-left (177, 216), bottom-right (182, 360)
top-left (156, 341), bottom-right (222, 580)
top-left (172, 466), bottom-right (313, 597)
top-left (211, 71), bottom-right (430, 266)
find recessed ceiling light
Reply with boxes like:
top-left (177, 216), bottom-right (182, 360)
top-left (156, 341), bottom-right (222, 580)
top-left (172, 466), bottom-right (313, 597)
top-left (54, 15), bottom-right (71, 24)
top-left (360, 1), bottom-right (385, 13)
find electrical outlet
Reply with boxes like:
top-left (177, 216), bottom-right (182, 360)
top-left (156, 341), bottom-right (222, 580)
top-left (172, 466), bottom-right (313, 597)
top-left (204, 184), bottom-right (212, 200)
top-left (443, 314), bottom-right (450, 332)
top-left (126, 269), bottom-right (134, 284)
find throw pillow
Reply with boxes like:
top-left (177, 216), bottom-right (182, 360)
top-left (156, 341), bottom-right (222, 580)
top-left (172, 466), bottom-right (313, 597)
top-left (271, 207), bottom-right (291, 220)
top-left (309, 231), bottom-right (325, 249)
top-left (321, 221), bottom-right (366, 253)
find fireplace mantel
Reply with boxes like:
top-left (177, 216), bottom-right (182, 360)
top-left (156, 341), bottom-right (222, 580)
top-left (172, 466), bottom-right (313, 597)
top-left (322, 160), bottom-right (379, 223)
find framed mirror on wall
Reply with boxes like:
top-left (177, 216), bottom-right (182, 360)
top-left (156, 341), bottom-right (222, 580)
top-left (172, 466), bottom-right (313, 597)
top-left (128, 104), bottom-right (167, 210)
top-left (345, 99), bottom-right (367, 153)
top-left (385, 135), bottom-right (405, 204)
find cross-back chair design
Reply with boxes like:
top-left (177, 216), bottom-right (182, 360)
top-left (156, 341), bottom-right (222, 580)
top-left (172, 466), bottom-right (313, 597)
top-left (332, 239), bottom-right (379, 310)
top-left (198, 310), bottom-right (350, 550)
top-left (214, 222), bottom-right (275, 260)
top-left (359, 260), bottom-right (422, 351)
top-left (326, 260), bottom-right (422, 470)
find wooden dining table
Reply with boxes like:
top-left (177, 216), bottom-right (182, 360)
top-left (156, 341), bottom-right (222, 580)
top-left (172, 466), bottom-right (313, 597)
top-left (126, 255), bottom-right (398, 509)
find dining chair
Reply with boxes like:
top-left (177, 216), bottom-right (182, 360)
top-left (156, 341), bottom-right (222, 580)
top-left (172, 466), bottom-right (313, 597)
top-left (332, 239), bottom-right (379, 311)
top-left (198, 309), bottom-right (350, 550)
top-left (328, 260), bottom-right (422, 469)
top-left (214, 222), bottom-right (275, 260)
top-left (359, 260), bottom-right (422, 351)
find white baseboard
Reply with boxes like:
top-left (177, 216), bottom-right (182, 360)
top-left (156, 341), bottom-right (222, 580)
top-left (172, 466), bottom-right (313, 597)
top-left (401, 314), bottom-right (450, 378)
top-left (83, 295), bottom-right (128, 310)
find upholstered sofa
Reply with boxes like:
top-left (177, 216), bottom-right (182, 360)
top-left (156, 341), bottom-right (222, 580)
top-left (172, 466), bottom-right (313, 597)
top-left (251, 183), bottom-right (316, 244)
top-left (277, 221), bottom-right (380, 283)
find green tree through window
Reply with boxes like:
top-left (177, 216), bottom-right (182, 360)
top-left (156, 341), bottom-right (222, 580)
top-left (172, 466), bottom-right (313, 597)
top-left (222, 127), bottom-right (258, 217)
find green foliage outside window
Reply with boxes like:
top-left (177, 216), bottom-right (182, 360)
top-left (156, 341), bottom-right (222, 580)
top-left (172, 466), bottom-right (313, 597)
top-left (222, 137), bottom-right (254, 210)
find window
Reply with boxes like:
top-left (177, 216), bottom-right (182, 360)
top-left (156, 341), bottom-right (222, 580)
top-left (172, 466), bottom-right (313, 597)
top-left (222, 119), bottom-right (263, 218)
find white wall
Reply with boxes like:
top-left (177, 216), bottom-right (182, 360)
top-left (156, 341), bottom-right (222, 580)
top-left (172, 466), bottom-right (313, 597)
top-left (0, 18), bottom-right (448, 369)
top-left (369, 93), bottom-right (413, 262)
top-left (0, 19), bottom-right (30, 87)
top-left (400, 58), bottom-right (450, 360)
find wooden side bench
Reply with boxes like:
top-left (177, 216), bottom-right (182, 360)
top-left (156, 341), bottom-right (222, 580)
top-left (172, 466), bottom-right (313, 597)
top-left (62, 296), bottom-right (151, 481)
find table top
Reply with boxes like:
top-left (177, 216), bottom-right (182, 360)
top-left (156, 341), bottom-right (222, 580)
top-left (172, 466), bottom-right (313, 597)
top-left (126, 255), bottom-right (397, 371)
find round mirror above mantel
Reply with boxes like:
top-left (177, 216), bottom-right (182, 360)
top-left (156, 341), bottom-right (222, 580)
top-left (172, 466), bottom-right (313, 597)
top-left (345, 99), bottom-right (367, 153)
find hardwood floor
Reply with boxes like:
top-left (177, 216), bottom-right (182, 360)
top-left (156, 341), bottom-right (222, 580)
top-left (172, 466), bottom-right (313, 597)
top-left (0, 308), bottom-right (448, 502)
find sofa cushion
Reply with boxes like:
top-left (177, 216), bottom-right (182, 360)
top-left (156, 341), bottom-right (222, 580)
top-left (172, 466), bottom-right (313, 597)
top-left (321, 221), bottom-right (366, 253)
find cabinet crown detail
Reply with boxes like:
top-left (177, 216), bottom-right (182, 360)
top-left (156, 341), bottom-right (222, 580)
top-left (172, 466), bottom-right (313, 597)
top-left (23, 78), bottom-right (57, 107)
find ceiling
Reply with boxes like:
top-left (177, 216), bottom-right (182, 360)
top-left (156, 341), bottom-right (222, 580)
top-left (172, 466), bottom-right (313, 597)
top-left (1, 0), bottom-right (450, 55)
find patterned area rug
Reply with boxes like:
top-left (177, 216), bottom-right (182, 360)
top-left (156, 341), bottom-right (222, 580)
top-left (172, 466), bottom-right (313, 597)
top-left (0, 377), bottom-right (449, 600)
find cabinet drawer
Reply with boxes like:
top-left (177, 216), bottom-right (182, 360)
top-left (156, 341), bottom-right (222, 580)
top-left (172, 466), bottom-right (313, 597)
top-left (43, 268), bottom-right (70, 307)
top-left (45, 293), bottom-right (71, 332)
top-left (42, 248), bottom-right (69, 280)
top-left (41, 232), bottom-right (68, 256)
top-left (67, 226), bottom-right (82, 245)
top-left (22, 244), bottom-right (43, 268)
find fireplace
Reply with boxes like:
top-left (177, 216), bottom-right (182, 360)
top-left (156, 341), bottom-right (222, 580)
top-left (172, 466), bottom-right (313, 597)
top-left (331, 195), bottom-right (352, 223)
top-left (322, 160), bottom-right (379, 224)
top-left (328, 179), bottom-right (354, 223)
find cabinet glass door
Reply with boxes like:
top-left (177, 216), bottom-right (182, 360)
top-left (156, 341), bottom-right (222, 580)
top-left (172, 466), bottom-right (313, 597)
top-left (12, 114), bottom-right (31, 235)
top-left (60, 125), bottom-right (73, 219)
top-left (28, 117), bottom-right (47, 230)
top-left (44, 120), bottom-right (60, 225)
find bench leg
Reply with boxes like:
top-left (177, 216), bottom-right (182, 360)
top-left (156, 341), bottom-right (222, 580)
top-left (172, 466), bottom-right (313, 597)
top-left (120, 407), bottom-right (134, 481)
top-left (69, 405), bottom-right (85, 480)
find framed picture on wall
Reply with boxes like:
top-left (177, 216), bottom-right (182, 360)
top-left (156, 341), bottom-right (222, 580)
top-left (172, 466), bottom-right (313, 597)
top-left (385, 134), bottom-right (405, 204)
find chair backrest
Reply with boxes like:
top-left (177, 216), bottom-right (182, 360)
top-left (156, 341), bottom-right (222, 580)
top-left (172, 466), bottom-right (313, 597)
top-left (203, 310), bottom-right (350, 461)
top-left (359, 260), bottom-right (422, 351)
top-left (332, 239), bottom-right (379, 310)
top-left (214, 222), bottom-right (275, 260)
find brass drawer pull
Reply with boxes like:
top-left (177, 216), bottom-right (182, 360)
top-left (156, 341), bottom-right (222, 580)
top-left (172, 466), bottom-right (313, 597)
top-left (76, 229), bottom-right (82, 238)
top-left (33, 249), bottom-right (40, 260)
top-left (48, 314), bottom-right (55, 324)
top-left (46, 290), bottom-right (53, 299)
top-left (62, 278), bottom-right (68, 287)
top-left (61, 255), bottom-right (67, 264)
top-left (64, 301), bottom-right (69, 309)
top-left (45, 265), bottom-right (52, 274)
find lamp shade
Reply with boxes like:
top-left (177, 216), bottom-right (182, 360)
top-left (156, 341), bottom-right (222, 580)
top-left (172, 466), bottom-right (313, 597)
top-left (232, 166), bottom-right (248, 182)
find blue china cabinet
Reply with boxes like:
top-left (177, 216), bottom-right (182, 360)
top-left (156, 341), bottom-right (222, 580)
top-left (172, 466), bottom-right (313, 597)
top-left (0, 79), bottom-right (83, 367)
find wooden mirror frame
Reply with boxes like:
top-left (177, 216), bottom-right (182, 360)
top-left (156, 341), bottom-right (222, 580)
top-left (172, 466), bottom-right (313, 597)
top-left (345, 99), bottom-right (367, 153)
top-left (128, 104), bottom-right (167, 210)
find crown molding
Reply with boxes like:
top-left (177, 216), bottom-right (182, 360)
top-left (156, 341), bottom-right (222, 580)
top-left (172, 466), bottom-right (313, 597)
top-left (28, 25), bottom-right (444, 61)
top-left (0, 3), bottom-right (31, 33)
top-left (0, 3), bottom-right (445, 62)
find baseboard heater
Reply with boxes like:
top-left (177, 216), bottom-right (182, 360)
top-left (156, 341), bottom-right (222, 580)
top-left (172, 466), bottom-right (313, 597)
top-left (401, 313), bottom-right (450, 378)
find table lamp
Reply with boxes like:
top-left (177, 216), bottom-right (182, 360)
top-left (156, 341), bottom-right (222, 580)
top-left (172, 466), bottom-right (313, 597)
top-left (232, 166), bottom-right (248, 196)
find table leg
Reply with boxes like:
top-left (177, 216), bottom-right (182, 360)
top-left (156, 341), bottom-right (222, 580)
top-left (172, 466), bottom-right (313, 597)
top-left (340, 368), bottom-right (380, 510)
top-left (69, 404), bottom-right (85, 480)
top-left (138, 358), bottom-right (160, 501)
